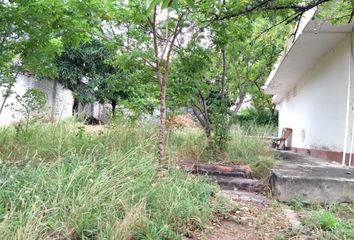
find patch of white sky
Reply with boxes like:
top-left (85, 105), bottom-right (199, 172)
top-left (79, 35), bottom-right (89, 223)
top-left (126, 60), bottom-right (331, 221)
top-left (101, 5), bottom-right (213, 60)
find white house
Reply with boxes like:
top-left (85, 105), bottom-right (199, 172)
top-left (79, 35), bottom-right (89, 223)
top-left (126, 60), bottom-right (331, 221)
top-left (264, 9), bottom-right (354, 167)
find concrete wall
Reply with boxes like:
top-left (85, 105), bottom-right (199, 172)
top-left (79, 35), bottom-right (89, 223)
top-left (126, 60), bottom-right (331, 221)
top-left (78, 102), bottom-right (112, 123)
top-left (278, 35), bottom-right (353, 152)
top-left (0, 74), bottom-right (74, 126)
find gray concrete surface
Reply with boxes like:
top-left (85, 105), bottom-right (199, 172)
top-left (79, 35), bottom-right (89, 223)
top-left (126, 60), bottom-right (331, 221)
top-left (221, 190), bottom-right (271, 205)
top-left (210, 175), bottom-right (265, 192)
top-left (271, 151), bottom-right (354, 203)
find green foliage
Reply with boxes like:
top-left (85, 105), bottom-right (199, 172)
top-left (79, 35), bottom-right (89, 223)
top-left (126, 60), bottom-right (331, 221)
top-left (0, 0), bottom-right (108, 78)
top-left (237, 107), bottom-right (278, 126)
top-left (53, 36), bottom-right (159, 115)
top-left (288, 198), bottom-right (306, 210)
top-left (209, 101), bottom-right (232, 152)
top-left (309, 211), bottom-right (339, 231)
top-left (2, 0), bottom-right (354, 156)
top-left (56, 40), bottom-right (114, 104)
top-left (168, 11), bottom-right (290, 152)
top-left (316, 0), bottom-right (354, 23)
top-left (226, 125), bottom-right (276, 179)
top-left (135, 169), bottom-right (220, 239)
top-left (251, 157), bottom-right (276, 180)
top-left (13, 88), bottom-right (47, 118)
top-left (7, 88), bottom-right (47, 136)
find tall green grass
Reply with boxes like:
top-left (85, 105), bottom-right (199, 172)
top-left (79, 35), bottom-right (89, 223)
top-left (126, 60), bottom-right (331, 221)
top-left (0, 120), bottom-right (224, 239)
top-left (167, 124), bottom-right (277, 179)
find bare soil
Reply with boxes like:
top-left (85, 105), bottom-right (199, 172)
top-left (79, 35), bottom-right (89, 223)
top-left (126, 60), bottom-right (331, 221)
top-left (84, 124), bottom-right (106, 134)
top-left (204, 200), bottom-right (291, 240)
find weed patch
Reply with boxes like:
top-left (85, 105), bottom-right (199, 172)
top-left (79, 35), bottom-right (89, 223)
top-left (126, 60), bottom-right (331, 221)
top-left (167, 124), bottom-right (277, 179)
top-left (292, 203), bottom-right (354, 239)
top-left (0, 120), bottom-right (225, 239)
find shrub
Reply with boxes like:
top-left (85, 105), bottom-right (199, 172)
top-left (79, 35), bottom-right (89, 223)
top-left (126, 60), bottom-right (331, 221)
top-left (237, 107), bottom-right (278, 127)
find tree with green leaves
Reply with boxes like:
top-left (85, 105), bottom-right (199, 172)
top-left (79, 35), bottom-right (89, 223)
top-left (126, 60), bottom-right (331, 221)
top-left (158, 0), bottom-right (354, 159)
top-left (0, 0), bottom-right (110, 115)
top-left (168, 14), bottom-right (289, 152)
top-left (2, 0), bottom-right (353, 165)
top-left (106, 0), bottom-right (353, 163)
top-left (55, 38), bottom-right (159, 116)
top-left (55, 40), bottom-right (115, 112)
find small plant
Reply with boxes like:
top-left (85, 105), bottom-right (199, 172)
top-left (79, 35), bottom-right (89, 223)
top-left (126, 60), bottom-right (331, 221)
top-left (251, 157), bottom-right (275, 180)
top-left (308, 211), bottom-right (338, 231)
top-left (288, 198), bottom-right (306, 210)
top-left (76, 125), bottom-right (85, 138)
top-left (10, 88), bottom-right (47, 135)
top-left (15, 88), bottom-right (47, 119)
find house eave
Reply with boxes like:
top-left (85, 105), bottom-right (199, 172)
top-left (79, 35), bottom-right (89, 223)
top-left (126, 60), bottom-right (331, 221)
top-left (264, 11), bottom-right (354, 104)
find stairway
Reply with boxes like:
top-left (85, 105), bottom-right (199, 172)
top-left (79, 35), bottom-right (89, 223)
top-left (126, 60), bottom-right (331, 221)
top-left (180, 162), bottom-right (265, 193)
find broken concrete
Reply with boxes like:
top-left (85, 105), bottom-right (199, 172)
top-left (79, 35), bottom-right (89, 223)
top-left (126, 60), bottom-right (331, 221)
top-left (271, 151), bottom-right (354, 203)
top-left (281, 205), bottom-right (301, 229)
top-left (221, 190), bottom-right (271, 205)
top-left (179, 162), bottom-right (264, 192)
top-left (211, 175), bottom-right (265, 192)
top-left (180, 162), bottom-right (253, 178)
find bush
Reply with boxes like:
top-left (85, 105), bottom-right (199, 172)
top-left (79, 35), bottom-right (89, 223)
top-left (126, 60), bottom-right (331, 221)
top-left (236, 107), bottom-right (278, 127)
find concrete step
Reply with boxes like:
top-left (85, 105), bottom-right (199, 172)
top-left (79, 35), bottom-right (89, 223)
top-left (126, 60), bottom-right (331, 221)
top-left (270, 165), bottom-right (354, 203)
top-left (209, 175), bottom-right (265, 193)
top-left (221, 190), bottom-right (271, 205)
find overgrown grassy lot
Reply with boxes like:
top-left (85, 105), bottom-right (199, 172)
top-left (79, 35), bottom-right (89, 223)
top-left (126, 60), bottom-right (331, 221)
top-left (2, 119), bottom-right (353, 240)
top-left (0, 119), bottom-right (277, 239)
top-left (0, 120), bottom-right (231, 239)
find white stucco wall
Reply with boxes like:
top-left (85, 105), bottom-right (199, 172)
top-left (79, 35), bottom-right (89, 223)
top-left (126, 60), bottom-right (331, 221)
top-left (278, 35), bottom-right (354, 152)
top-left (0, 74), bottom-right (74, 126)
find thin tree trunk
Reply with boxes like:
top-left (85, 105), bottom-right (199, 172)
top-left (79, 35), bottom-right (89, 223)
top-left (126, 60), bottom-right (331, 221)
top-left (0, 72), bottom-right (19, 116)
top-left (195, 90), bottom-right (213, 145)
top-left (191, 102), bottom-right (211, 140)
top-left (0, 92), bottom-right (10, 116)
top-left (72, 99), bottom-right (79, 114)
top-left (221, 48), bottom-right (227, 102)
top-left (111, 99), bottom-right (117, 116)
top-left (158, 78), bottom-right (167, 164)
top-left (148, 6), bottom-right (187, 165)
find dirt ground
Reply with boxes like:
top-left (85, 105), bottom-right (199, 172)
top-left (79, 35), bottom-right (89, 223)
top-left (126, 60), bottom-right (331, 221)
top-left (84, 124), bottom-right (106, 134)
top-left (201, 199), bottom-right (292, 240)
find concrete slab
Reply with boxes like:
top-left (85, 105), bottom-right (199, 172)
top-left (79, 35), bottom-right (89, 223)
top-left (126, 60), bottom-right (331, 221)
top-left (210, 175), bottom-right (264, 192)
top-left (281, 205), bottom-right (301, 229)
top-left (271, 151), bottom-right (354, 203)
top-left (221, 190), bottom-right (271, 205)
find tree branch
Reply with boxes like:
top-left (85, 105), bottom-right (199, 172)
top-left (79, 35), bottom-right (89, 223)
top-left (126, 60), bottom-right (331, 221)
top-left (214, 0), bottom-right (331, 22)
